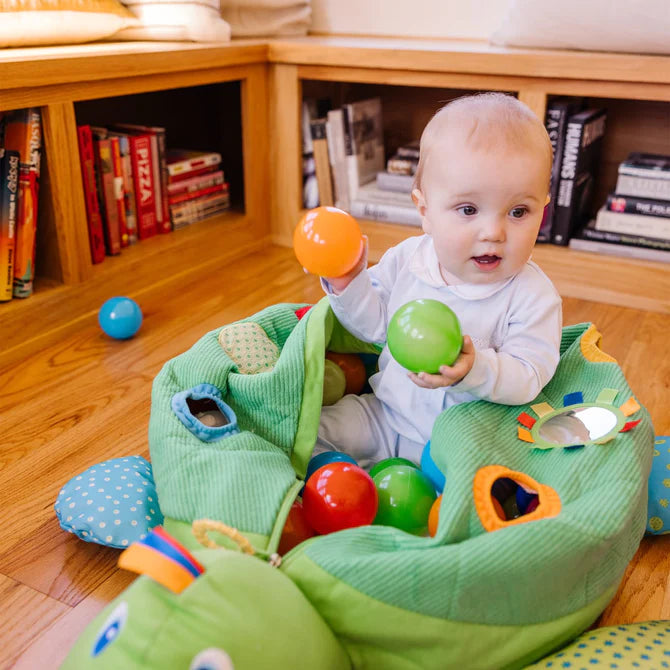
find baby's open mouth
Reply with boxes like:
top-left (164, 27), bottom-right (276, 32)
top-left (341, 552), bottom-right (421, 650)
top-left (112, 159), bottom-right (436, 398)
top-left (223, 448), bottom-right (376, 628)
top-left (472, 254), bottom-right (501, 265)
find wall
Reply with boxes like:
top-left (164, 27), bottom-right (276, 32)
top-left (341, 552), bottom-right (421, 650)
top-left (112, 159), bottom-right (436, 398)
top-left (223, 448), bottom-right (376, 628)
top-left (310, 0), bottom-right (510, 40)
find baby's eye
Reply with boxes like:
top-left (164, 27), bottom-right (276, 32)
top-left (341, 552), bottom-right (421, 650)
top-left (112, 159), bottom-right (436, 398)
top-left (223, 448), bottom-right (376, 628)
top-left (509, 206), bottom-right (528, 219)
top-left (457, 205), bottom-right (477, 216)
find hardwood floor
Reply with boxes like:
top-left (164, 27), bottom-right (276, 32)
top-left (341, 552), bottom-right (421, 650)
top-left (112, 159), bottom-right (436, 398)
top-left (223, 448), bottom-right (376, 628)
top-left (1, 244), bottom-right (669, 669)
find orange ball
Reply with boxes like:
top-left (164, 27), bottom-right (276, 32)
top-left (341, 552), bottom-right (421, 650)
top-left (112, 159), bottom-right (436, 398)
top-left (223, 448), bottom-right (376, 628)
top-left (293, 206), bottom-right (363, 277)
top-left (428, 494), bottom-right (442, 537)
top-left (278, 500), bottom-right (316, 554)
top-left (325, 351), bottom-right (367, 395)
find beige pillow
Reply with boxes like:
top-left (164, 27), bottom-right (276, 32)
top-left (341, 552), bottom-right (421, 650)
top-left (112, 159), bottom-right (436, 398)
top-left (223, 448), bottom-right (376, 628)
top-left (0, 0), bottom-right (138, 47)
top-left (221, 0), bottom-right (310, 37)
top-left (491, 0), bottom-right (670, 55)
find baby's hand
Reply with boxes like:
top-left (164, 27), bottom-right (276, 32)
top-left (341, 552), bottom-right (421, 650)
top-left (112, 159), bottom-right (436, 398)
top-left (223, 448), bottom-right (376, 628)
top-left (408, 336), bottom-right (475, 389)
top-left (322, 236), bottom-right (368, 294)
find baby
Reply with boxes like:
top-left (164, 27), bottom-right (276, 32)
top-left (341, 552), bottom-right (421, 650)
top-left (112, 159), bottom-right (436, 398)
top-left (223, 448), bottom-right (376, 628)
top-left (316, 92), bottom-right (563, 468)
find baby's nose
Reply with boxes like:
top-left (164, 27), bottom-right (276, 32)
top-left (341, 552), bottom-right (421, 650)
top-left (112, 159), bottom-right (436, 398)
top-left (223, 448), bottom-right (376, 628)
top-left (479, 218), bottom-right (506, 242)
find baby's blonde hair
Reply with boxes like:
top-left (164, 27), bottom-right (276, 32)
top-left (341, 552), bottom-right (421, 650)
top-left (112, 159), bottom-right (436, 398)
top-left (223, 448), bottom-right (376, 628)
top-left (413, 92), bottom-right (553, 193)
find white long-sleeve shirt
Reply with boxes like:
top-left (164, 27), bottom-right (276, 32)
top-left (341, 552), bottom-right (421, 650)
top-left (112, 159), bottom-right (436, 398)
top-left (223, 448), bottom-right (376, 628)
top-left (323, 234), bottom-right (563, 446)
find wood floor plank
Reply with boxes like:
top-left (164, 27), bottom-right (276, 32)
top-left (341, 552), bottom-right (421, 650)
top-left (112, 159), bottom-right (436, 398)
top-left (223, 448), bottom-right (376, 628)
top-left (2, 244), bottom-right (669, 665)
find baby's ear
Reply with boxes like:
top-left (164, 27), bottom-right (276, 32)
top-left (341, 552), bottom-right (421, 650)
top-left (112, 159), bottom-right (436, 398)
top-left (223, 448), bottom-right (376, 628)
top-left (545, 194), bottom-right (551, 206)
top-left (412, 188), bottom-right (426, 214)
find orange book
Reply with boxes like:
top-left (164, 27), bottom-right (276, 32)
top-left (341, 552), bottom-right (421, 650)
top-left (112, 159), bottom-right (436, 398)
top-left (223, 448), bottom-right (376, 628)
top-left (3, 108), bottom-right (42, 298)
top-left (110, 136), bottom-right (129, 247)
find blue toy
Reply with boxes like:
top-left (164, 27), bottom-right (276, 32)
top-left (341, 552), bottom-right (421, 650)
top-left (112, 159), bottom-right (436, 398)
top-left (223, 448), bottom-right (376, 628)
top-left (420, 440), bottom-right (445, 493)
top-left (305, 451), bottom-right (357, 482)
top-left (98, 297), bottom-right (143, 339)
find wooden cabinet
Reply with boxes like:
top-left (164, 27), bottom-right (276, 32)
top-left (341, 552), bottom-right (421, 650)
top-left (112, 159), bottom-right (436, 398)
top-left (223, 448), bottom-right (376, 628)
top-left (2, 36), bottom-right (670, 369)
top-left (266, 36), bottom-right (670, 314)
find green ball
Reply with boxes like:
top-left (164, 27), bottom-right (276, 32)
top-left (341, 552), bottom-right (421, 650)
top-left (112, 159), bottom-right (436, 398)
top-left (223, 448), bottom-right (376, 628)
top-left (387, 299), bottom-right (462, 373)
top-left (373, 465), bottom-right (437, 535)
top-left (322, 358), bottom-right (346, 405)
top-left (369, 457), bottom-right (417, 479)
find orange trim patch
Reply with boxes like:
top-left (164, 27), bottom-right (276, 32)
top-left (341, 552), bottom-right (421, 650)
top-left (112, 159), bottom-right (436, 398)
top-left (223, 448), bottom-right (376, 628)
top-left (580, 324), bottom-right (617, 364)
top-left (473, 465), bottom-right (562, 533)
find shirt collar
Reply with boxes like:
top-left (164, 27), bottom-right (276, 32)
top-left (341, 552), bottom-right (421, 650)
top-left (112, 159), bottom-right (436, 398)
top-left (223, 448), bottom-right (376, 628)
top-left (408, 235), bottom-right (516, 300)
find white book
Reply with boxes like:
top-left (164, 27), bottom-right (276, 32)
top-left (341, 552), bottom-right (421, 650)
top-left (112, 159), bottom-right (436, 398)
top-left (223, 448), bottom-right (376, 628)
top-left (355, 181), bottom-right (415, 207)
top-left (326, 108), bottom-right (349, 210)
top-left (594, 205), bottom-right (670, 241)
top-left (569, 236), bottom-right (670, 264)
top-left (349, 199), bottom-right (422, 227)
top-left (615, 174), bottom-right (670, 200)
top-left (376, 171), bottom-right (414, 193)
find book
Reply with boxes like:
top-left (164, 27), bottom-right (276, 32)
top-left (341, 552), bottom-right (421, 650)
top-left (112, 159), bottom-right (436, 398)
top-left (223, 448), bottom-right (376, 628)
top-left (569, 236), bottom-right (670, 264)
top-left (168, 182), bottom-right (228, 206)
top-left (376, 171), bottom-right (414, 194)
top-left (115, 124), bottom-right (170, 234)
top-left (539, 98), bottom-right (583, 242)
top-left (92, 131), bottom-right (121, 255)
top-left (576, 219), bottom-right (670, 252)
top-left (349, 199), bottom-right (421, 227)
top-left (552, 107), bottom-right (607, 245)
top-left (615, 173), bottom-right (670, 201)
top-left (110, 136), bottom-right (129, 248)
top-left (76, 125), bottom-right (106, 264)
top-left (354, 181), bottom-right (415, 207)
top-left (167, 170), bottom-right (225, 197)
top-left (618, 152), bottom-right (670, 179)
top-left (301, 99), bottom-right (319, 209)
top-left (112, 133), bottom-right (138, 244)
top-left (606, 193), bottom-right (670, 218)
top-left (342, 97), bottom-right (385, 202)
top-left (170, 192), bottom-right (230, 228)
top-left (395, 140), bottom-right (420, 159)
top-left (2, 107), bottom-right (43, 297)
top-left (325, 108), bottom-right (349, 210)
top-left (127, 133), bottom-right (158, 239)
top-left (0, 149), bottom-right (20, 302)
top-left (310, 118), bottom-right (334, 207)
top-left (387, 154), bottom-right (417, 175)
top-left (593, 205), bottom-right (670, 241)
top-left (166, 148), bottom-right (222, 180)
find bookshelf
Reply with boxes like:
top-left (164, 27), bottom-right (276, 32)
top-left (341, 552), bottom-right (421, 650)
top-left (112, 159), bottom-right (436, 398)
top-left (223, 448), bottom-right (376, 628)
top-left (1, 36), bottom-right (670, 369)
top-left (0, 41), bottom-right (270, 368)
top-left (266, 36), bottom-right (670, 314)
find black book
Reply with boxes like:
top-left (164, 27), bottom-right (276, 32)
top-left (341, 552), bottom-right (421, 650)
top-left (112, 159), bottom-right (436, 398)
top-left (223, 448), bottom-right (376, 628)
top-left (539, 98), bottom-right (583, 242)
top-left (606, 193), bottom-right (670, 218)
top-left (552, 108), bottom-right (607, 245)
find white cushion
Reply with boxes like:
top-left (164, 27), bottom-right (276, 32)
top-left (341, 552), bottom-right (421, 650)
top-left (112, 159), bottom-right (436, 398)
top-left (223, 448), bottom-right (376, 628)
top-left (490, 0), bottom-right (670, 55)
top-left (0, 0), bottom-right (137, 47)
top-left (221, 0), bottom-right (311, 37)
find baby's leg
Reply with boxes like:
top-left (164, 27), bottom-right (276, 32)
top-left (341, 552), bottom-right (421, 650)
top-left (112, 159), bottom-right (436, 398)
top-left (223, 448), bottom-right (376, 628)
top-left (314, 393), bottom-right (397, 470)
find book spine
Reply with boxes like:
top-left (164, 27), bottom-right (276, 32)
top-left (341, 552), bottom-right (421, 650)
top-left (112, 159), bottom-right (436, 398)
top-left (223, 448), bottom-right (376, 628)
top-left (606, 193), bottom-right (670, 218)
top-left (170, 193), bottom-right (230, 219)
top-left (168, 182), bottom-right (228, 206)
top-left (341, 104), bottom-right (359, 203)
top-left (147, 134), bottom-right (166, 233)
top-left (579, 224), bottom-right (670, 251)
top-left (154, 129), bottom-right (171, 233)
top-left (110, 136), bottom-right (129, 248)
top-left (310, 118), bottom-right (334, 207)
top-left (0, 150), bottom-right (19, 302)
top-left (349, 199), bottom-right (421, 226)
top-left (375, 171), bottom-right (414, 193)
top-left (12, 170), bottom-right (38, 298)
top-left (615, 173), bottom-right (670, 200)
top-left (539, 101), bottom-right (572, 242)
top-left (325, 109), bottom-right (349, 210)
top-left (594, 207), bottom-right (670, 241)
top-left (129, 135), bottom-right (157, 239)
top-left (167, 152), bottom-right (222, 178)
top-left (76, 125), bottom-right (106, 264)
top-left (568, 236), bottom-right (670, 263)
top-left (167, 170), bottom-right (225, 196)
top-left (552, 119), bottom-right (584, 245)
top-left (94, 138), bottom-right (121, 255)
top-left (355, 185), bottom-right (415, 207)
top-left (618, 165), bottom-right (670, 180)
top-left (119, 138), bottom-right (138, 244)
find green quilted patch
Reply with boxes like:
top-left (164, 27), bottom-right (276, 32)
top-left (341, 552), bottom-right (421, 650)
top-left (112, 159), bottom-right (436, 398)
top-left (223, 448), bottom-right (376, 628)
top-left (218, 321), bottom-right (280, 374)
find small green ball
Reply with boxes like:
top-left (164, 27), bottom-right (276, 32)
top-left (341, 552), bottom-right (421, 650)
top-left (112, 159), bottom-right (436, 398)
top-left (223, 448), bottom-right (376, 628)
top-left (387, 299), bottom-right (462, 373)
top-left (322, 359), bottom-right (346, 406)
top-left (373, 465), bottom-right (437, 535)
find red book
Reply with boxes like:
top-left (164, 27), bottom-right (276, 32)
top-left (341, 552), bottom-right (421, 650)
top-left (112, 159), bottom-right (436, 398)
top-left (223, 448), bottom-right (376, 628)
top-left (128, 134), bottom-right (157, 239)
top-left (93, 136), bottom-right (121, 255)
top-left (76, 125), bottom-right (106, 264)
top-left (167, 149), bottom-right (221, 182)
top-left (168, 182), bottom-right (229, 206)
top-left (167, 169), bottom-right (225, 196)
top-left (110, 136), bottom-right (129, 247)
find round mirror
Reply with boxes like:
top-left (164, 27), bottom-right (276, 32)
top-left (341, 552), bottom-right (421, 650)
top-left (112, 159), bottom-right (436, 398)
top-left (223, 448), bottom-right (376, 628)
top-left (537, 406), bottom-right (619, 446)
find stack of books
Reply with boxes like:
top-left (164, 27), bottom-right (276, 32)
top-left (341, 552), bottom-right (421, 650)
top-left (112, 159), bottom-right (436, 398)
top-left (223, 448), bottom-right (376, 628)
top-left (540, 99), bottom-right (607, 245)
top-left (570, 153), bottom-right (670, 263)
top-left (0, 107), bottom-right (42, 302)
top-left (166, 149), bottom-right (229, 229)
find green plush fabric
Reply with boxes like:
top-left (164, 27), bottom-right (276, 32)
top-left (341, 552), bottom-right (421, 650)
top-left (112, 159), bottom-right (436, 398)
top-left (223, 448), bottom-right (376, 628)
top-left (61, 549), bottom-right (351, 670)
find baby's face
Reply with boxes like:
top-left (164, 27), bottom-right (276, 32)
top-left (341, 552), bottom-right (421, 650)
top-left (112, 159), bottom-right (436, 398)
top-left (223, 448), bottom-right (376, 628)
top-left (414, 135), bottom-right (550, 285)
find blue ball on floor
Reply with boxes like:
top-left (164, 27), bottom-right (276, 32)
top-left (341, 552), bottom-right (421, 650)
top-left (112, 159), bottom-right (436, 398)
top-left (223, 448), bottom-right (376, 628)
top-left (98, 297), bottom-right (143, 339)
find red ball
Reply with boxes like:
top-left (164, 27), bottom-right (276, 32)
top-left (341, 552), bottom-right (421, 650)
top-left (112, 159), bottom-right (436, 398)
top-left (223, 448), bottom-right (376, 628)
top-left (325, 351), bottom-right (367, 395)
top-left (302, 462), bottom-right (378, 535)
top-left (278, 500), bottom-right (316, 554)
